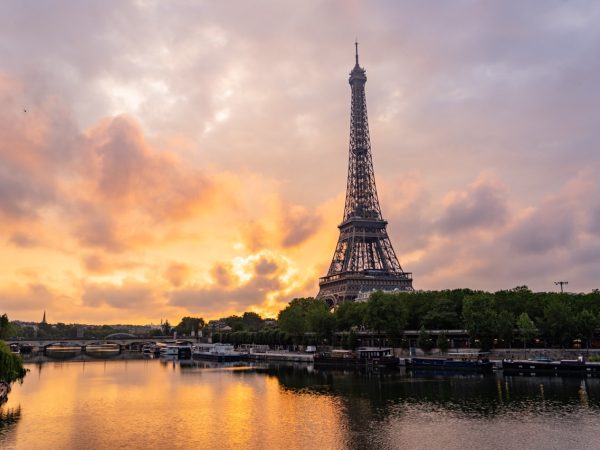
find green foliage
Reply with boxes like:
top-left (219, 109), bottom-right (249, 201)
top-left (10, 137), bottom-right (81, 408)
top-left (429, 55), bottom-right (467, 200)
top-left (175, 317), bottom-right (205, 336)
top-left (516, 312), bottom-right (537, 348)
top-left (365, 291), bottom-right (408, 339)
top-left (417, 326), bottom-right (434, 353)
top-left (576, 310), bottom-right (598, 348)
top-left (436, 333), bottom-right (450, 353)
top-left (496, 311), bottom-right (515, 347)
top-left (422, 298), bottom-right (460, 329)
top-left (277, 298), bottom-right (332, 340)
top-left (462, 293), bottom-right (498, 350)
top-left (161, 320), bottom-right (172, 336)
top-left (335, 301), bottom-right (367, 331)
top-left (0, 314), bottom-right (18, 340)
top-left (0, 316), bottom-right (27, 384)
top-left (242, 312), bottom-right (264, 331)
top-left (0, 341), bottom-right (26, 384)
top-left (539, 298), bottom-right (576, 347)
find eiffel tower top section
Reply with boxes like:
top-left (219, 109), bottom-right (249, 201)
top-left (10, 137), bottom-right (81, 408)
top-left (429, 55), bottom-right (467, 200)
top-left (316, 44), bottom-right (413, 305)
top-left (343, 42), bottom-right (382, 223)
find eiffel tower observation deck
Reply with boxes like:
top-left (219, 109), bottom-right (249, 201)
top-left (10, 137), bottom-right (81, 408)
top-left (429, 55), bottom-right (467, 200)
top-left (317, 43), bottom-right (413, 306)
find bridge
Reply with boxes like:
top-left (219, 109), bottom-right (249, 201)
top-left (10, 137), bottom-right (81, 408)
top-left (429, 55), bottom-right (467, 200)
top-left (5, 336), bottom-right (197, 352)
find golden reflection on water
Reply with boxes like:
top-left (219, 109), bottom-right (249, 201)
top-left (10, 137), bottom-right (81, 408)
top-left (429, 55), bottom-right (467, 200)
top-left (2, 361), bottom-right (347, 450)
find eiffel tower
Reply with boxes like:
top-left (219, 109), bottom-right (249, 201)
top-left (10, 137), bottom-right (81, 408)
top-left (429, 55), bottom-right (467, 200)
top-left (317, 43), bottom-right (413, 306)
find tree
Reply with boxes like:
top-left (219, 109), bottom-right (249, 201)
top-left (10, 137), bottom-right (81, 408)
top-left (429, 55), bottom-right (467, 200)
top-left (365, 291), bottom-right (408, 341)
top-left (462, 294), bottom-right (498, 350)
top-left (576, 310), bottom-right (598, 350)
top-left (0, 314), bottom-right (17, 340)
top-left (539, 298), bottom-right (575, 347)
top-left (161, 320), bottom-right (172, 336)
top-left (0, 341), bottom-right (26, 384)
top-left (0, 315), bottom-right (27, 385)
top-left (306, 301), bottom-right (336, 342)
top-left (436, 333), bottom-right (450, 353)
top-left (278, 298), bottom-right (335, 344)
top-left (278, 298), bottom-right (310, 337)
top-left (223, 315), bottom-right (244, 331)
top-left (417, 326), bottom-right (434, 353)
top-left (496, 311), bottom-right (515, 348)
top-left (242, 312), bottom-right (263, 331)
top-left (422, 298), bottom-right (460, 329)
top-left (335, 301), bottom-right (367, 331)
top-left (175, 317), bottom-right (205, 336)
top-left (516, 312), bottom-right (536, 349)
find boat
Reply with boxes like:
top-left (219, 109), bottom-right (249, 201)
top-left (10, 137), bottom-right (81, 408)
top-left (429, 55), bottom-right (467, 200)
top-left (313, 347), bottom-right (400, 369)
top-left (502, 356), bottom-right (600, 377)
top-left (159, 344), bottom-right (192, 359)
top-left (45, 342), bottom-right (81, 359)
top-left (84, 343), bottom-right (121, 358)
top-left (405, 352), bottom-right (494, 373)
top-left (192, 343), bottom-right (245, 362)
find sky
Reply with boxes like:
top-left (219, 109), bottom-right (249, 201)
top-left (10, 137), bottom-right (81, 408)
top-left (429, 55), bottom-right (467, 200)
top-left (1, 0), bottom-right (599, 324)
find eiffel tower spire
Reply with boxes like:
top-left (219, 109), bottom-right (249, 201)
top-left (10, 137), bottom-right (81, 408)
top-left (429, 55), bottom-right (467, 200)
top-left (317, 44), bottom-right (413, 306)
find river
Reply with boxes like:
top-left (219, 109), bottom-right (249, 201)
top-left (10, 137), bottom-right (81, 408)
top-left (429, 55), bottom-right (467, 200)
top-left (1, 360), bottom-right (600, 449)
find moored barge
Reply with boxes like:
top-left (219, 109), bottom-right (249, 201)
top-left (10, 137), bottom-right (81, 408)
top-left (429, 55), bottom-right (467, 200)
top-left (405, 352), bottom-right (494, 373)
top-left (502, 357), bottom-right (600, 377)
top-left (313, 347), bottom-right (400, 370)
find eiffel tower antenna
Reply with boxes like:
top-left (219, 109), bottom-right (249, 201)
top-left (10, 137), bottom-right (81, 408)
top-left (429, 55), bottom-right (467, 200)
top-left (316, 43), bottom-right (413, 306)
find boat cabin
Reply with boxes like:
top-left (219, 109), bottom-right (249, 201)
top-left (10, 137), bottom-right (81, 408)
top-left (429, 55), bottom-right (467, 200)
top-left (356, 347), bottom-right (394, 359)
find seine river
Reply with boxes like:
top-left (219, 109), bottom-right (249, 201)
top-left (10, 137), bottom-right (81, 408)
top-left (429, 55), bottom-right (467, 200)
top-left (1, 360), bottom-right (600, 449)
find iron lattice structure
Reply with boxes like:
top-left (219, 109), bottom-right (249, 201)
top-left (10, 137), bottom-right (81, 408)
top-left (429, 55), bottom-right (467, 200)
top-left (317, 44), bottom-right (413, 306)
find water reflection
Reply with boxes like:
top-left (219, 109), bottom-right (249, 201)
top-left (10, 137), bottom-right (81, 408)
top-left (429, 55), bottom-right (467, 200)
top-left (2, 361), bottom-right (600, 450)
top-left (0, 405), bottom-right (21, 447)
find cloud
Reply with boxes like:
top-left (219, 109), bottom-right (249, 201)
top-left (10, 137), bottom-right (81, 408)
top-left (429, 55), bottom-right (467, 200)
top-left (8, 232), bottom-right (40, 248)
top-left (82, 280), bottom-right (163, 310)
top-left (169, 251), bottom-right (303, 317)
top-left (164, 262), bottom-right (191, 288)
top-left (0, 283), bottom-right (55, 315)
top-left (2, 1), bottom-right (600, 323)
top-left (437, 174), bottom-right (509, 234)
top-left (280, 205), bottom-right (322, 248)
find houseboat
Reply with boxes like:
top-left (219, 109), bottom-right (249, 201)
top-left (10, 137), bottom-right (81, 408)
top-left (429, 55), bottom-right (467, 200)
top-left (405, 352), bottom-right (494, 373)
top-left (502, 356), bottom-right (600, 377)
top-left (159, 344), bottom-right (192, 359)
top-left (313, 347), bottom-right (400, 370)
top-left (192, 343), bottom-right (245, 362)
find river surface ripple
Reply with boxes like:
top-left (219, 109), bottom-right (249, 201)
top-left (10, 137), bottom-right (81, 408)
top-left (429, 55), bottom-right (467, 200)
top-left (1, 360), bottom-right (600, 449)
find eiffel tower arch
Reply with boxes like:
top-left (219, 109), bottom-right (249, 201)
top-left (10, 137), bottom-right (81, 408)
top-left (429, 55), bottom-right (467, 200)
top-left (317, 43), bottom-right (413, 307)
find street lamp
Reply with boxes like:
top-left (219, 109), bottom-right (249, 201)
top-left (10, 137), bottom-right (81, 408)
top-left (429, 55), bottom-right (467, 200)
top-left (554, 281), bottom-right (568, 293)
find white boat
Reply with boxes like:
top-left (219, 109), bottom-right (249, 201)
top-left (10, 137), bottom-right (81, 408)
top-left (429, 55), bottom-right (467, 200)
top-left (192, 343), bottom-right (245, 362)
top-left (159, 344), bottom-right (192, 359)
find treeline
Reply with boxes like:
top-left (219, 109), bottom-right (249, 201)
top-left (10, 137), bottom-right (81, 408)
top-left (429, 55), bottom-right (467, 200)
top-left (273, 288), bottom-right (600, 350)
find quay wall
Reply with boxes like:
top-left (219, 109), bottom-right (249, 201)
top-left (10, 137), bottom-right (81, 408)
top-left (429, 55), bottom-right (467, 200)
top-left (392, 347), bottom-right (600, 360)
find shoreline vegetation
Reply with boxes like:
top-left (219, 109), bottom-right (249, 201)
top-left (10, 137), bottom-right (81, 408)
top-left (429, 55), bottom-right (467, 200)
top-left (4, 287), bottom-right (600, 355)
top-left (0, 341), bottom-right (27, 404)
top-left (1, 314), bottom-right (28, 404)
top-left (212, 287), bottom-right (600, 352)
